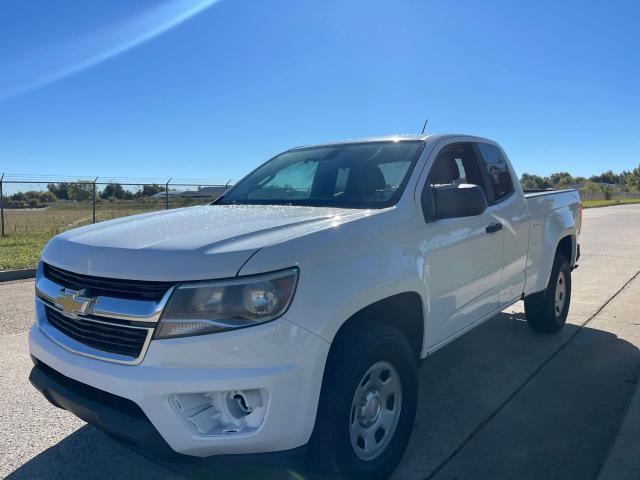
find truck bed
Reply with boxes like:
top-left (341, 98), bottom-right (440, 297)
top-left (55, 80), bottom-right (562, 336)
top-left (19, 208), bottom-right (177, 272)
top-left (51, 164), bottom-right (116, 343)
top-left (523, 188), bottom-right (581, 296)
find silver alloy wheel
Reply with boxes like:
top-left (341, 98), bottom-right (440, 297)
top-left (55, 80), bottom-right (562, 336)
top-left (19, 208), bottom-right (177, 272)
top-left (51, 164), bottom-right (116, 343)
top-left (349, 360), bottom-right (402, 461)
top-left (555, 270), bottom-right (566, 317)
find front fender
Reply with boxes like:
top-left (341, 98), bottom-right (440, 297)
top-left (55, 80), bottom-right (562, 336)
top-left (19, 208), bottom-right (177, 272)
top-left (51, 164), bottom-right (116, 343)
top-left (237, 208), bottom-right (427, 346)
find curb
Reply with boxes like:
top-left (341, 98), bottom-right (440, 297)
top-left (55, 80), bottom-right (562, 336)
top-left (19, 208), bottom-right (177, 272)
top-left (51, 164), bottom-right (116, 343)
top-left (0, 268), bottom-right (36, 282)
top-left (583, 201), bottom-right (640, 209)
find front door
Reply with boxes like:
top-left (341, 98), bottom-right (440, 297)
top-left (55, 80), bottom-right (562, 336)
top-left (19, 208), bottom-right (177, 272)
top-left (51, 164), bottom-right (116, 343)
top-left (418, 142), bottom-right (504, 349)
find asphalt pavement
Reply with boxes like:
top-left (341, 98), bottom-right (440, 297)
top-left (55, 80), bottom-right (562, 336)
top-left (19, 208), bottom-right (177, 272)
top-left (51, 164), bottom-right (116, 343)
top-left (2, 204), bottom-right (640, 479)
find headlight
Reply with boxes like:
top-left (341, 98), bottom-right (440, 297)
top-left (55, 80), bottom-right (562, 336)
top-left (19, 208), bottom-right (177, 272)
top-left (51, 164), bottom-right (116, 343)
top-left (155, 268), bottom-right (299, 339)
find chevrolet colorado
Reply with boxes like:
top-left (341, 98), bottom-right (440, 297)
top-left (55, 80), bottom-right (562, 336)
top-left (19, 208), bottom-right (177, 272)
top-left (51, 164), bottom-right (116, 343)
top-left (29, 134), bottom-right (581, 479)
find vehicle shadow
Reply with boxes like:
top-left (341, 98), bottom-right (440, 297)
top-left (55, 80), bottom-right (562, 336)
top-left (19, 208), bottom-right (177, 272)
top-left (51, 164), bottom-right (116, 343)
top-left (394, 311), bottom-right (640, 480)
top-left (7, 311), bottom-right (640, 480)
top-left (5, 424), bottom-right (181, 480)
top-left (5, 422), bottom-right (312, 480)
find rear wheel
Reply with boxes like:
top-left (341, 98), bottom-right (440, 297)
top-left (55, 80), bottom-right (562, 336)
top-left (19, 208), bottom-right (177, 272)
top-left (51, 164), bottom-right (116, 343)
top-left (308, 322), bottom-right (418, 480)
top-left (525, 254), bottom-right (571, 333)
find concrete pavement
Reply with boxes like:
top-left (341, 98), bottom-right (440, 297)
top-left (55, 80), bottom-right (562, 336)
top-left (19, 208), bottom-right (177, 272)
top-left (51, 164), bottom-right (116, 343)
top-left (596, 271), bottom-right (640, 480)
top-left (2, 203), bottom-right (640, 479)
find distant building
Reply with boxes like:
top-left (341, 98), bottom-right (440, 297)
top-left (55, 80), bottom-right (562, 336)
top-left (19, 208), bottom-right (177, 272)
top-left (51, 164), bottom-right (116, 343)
top-left (151, 186), bottom-right (228, 199)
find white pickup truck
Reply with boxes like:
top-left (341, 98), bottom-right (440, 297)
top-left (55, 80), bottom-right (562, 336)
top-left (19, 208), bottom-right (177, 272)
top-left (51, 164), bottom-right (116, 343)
top-left (29, 134), bottom-right (581, 479)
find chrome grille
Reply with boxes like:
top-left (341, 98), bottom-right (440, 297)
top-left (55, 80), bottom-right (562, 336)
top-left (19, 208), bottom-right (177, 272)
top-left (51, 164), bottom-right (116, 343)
top-left (43, 263), bottom-right (174, 301)
top-left (36, 262), bottom-right (174, 364)
top-left (45, 306), bottom-right (149, 359)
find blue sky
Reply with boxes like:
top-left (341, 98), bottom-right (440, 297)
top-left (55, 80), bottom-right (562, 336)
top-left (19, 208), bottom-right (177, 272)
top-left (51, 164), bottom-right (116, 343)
top-left (0, 0), bottom-right (638, 182)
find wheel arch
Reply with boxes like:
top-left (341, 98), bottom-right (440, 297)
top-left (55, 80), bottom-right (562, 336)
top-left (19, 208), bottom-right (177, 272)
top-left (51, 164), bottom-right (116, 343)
top-left (526, 233), bottom-right (576, 302)
top-left (329, 292), bottom-right (425, 362)
top-left (556, 234), bottom-right (576, 266)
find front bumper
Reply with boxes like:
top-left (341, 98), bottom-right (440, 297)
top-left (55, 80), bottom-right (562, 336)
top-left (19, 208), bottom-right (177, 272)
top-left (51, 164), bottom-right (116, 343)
top-left (29, 315), bottom-right (330, 457)
top-left (29, 358), bottom-right (309, 471)
top-left (30, 357), bottom-right (176, 457)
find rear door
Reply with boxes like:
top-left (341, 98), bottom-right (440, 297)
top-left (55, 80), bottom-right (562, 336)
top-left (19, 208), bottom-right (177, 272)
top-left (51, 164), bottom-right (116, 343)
top-left (474, 142), bottom-right (530, 305)
top-left (418, 142), bottom-right (504, 349)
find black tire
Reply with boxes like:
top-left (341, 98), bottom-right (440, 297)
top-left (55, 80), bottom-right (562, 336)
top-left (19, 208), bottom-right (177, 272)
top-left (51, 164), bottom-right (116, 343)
top-left (307, 322), bottom-right (418, 480)
top-left (525, 254), bottom-right (571, 333)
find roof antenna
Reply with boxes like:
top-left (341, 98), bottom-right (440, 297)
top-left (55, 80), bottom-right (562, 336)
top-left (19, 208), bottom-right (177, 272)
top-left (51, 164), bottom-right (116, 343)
top-left (421, 118), bottom-right (429, 135)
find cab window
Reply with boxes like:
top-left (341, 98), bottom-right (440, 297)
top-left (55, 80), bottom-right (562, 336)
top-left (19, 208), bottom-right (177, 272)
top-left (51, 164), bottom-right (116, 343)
top-left (476, 143), bottom-right (514, 203)
top-left (428, 143), bottom-right (488, 195)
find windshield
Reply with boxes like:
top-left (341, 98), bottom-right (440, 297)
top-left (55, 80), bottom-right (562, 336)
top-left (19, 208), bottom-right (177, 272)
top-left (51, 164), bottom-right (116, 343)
top-left (218, 140), bottom-right (425, 209)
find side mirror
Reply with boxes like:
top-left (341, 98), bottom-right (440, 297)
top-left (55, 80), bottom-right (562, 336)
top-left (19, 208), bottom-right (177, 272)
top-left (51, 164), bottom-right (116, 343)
top-left (431, 184), bottom-right (488, 219)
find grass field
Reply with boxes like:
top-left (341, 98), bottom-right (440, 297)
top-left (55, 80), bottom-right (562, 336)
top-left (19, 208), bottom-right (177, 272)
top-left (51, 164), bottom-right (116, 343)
top-left (581, 198), bottom-right (640, 208)
top-left (1, 200), bottom-right (193, 235)
top-left (0, 231), bottom-right (52, 271)
top-left (0, 199), bottom-right (207, 271)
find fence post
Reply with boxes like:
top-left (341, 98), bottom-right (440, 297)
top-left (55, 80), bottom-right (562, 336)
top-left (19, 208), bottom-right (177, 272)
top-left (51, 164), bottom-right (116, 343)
top-left (92, 177), bottom-right (98, 223)
top-left (165, 178), bottom-right (171, 210)
top-left (0, 173), bottom-right (4, 237)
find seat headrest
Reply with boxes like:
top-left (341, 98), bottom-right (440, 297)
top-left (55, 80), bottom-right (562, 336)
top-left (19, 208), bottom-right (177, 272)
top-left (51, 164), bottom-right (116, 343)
top-left (430, 154), bottom-right (460, 184)
top-left (345, 164), bottom-right (386, 199)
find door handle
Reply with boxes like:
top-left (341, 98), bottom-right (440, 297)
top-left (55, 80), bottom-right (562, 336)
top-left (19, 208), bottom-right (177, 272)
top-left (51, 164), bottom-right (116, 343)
top-left (485, 222), bottom-right (503, 234)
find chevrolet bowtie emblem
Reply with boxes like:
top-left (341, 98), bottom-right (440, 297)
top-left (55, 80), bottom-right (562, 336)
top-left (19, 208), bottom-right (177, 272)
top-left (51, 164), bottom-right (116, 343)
top-left (55, 288), bottom-right (93, 318)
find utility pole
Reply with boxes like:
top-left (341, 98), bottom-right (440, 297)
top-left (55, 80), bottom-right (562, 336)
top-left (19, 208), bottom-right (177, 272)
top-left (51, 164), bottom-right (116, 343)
top-left (165, 178), bottom-right (171, 210)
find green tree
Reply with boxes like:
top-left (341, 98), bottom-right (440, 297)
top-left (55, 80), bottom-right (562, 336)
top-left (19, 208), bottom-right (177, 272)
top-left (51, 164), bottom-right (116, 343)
top-left (589, 170), bottom-right (620, 185)
top-left (548, 172), bottom-right (576, 188)
top-left (140, 184), bottom-right (163, 197)
top-left (101, 183), bottom-right (127, 199)
top-left (67, 182), bottom-right (93, 201)
top-left (625, 165), bottom-right (640, 192)
top-left (580, 180), bottom-right (600, 193)
top-left (47, 182), bottom-right (70, 200)
top-left (47, 181), bottom-right (93, 201)
top-left (6, 190), bottom-right (57, 208)
top-left (520, 173), bottom-right (551, 190)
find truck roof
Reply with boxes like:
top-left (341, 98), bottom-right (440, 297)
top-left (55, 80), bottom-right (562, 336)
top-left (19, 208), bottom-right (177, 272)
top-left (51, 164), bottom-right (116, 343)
top-left (290, 133), bottom-right (493, 149)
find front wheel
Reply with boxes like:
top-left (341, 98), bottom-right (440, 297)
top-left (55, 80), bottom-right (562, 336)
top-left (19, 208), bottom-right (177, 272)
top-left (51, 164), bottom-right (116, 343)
top-left (308, 322), bottom-right (418, 480)
top-left (525, 254), bottom-right (571, 333)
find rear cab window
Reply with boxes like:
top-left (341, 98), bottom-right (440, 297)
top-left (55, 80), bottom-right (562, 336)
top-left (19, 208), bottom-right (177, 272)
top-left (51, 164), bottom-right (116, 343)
top-left (476, 143), bottom-right (514, 203)
top-left (426, 143), bottom-right (489, 193)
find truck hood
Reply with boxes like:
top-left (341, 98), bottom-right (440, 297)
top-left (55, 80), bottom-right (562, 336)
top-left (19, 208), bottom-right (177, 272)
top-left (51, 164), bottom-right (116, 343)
top-left (42, 204), bottom-right (369, 281)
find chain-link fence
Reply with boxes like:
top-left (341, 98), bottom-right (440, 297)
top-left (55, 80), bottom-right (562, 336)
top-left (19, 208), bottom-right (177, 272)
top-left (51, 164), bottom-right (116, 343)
top-left (0, 176), bottom-right (231, 237)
